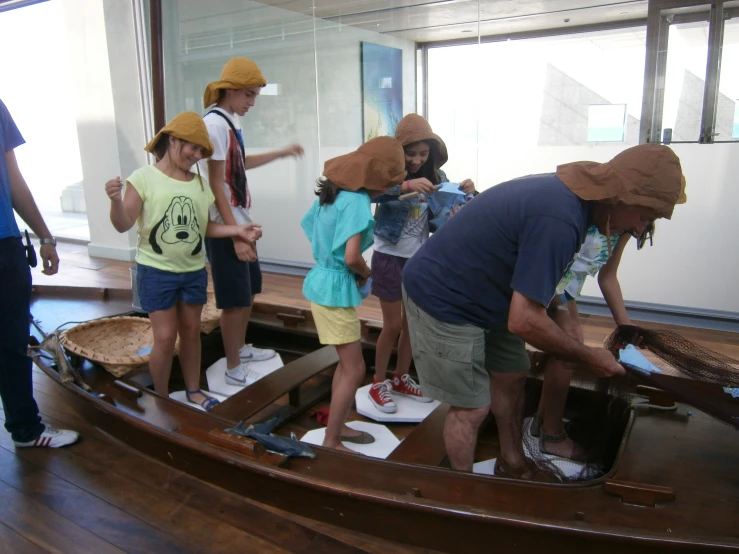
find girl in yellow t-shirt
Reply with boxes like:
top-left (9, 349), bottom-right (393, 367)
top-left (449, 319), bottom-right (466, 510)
top-left (105, 112), bottom-right (262, 411)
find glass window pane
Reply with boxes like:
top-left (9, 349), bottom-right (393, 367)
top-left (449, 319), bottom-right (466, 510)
top-left (717, 17), bottom-right (739, 141)
top-left (428, 26), bottom-right (646, 189)
top-left (660, 19), bottom-right (710, 142)
top-left (162, 0), bottom-right (318, 264)
top-left (0, 0), bottom-right (88, 241)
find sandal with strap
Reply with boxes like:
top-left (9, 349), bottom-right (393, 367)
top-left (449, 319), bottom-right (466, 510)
top-left (185, 389), bottom-right (220, 412)
top-left (540, 429), bottom-right (588, 462)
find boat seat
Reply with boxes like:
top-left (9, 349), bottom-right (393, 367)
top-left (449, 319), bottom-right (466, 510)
top-left (209, 345), bottom-right (339, 422)
top-left (386, 404), bottom-right (451, 466)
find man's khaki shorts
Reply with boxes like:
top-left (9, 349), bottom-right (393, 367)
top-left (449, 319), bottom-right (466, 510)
top-left (403, 287), bottom-right (530, 409)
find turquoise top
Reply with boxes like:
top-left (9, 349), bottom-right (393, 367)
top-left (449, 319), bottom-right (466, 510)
top-left (301, 190), bottom-right (374, 307)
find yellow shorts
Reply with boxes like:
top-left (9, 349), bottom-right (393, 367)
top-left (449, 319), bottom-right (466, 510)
top-left (310, 303), bottom-right (361, 345)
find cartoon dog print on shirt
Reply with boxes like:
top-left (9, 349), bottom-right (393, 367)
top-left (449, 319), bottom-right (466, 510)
top-left (149, 196), bottom-right (203, 256)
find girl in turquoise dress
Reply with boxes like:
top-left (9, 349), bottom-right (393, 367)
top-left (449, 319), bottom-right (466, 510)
top-left (301, 136), bottom-right (406, 452)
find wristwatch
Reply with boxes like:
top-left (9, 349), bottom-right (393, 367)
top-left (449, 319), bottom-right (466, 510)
top-left (39, 237), bottom-right (57, 246)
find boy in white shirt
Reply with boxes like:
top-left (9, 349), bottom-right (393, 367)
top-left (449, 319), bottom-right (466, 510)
top-left (200, 57), bottom-right (303, 386)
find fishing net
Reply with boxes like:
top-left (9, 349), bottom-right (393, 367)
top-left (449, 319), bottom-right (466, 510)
top-left (521, 324), bottom-right (739, 482)
top-left (604, 325), bottom-right (739, 387)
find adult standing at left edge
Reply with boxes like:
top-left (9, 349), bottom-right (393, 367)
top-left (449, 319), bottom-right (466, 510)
top-left (0, 99), bottom-right (79, 448)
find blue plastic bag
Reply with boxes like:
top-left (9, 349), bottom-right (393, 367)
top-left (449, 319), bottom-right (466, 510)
top-left (358, 277), bottom-right (372, 299)
top-left (427, 183), bottom-right (472, 232)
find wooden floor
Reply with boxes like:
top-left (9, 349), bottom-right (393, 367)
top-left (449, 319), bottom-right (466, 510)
top-left (5, 242), bottom-right (737, 553)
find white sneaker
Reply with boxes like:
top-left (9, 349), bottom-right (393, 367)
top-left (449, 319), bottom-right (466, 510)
top-left (239, 343), bottom-right (276, 362)
top-left (14, 424), bottom-right (79, 448)
top-left (225, 363), bottom-right (261, 387)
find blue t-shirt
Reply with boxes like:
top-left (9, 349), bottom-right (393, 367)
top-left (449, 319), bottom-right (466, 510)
top-left (301, 190), bottom-right (375, 307)
top-left (402, 173), bottom-right (592, 328)
top-left (0, 100), bottom-right (23, 239)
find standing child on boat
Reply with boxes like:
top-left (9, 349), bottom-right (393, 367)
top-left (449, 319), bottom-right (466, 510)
top-left (105, 112), bottom-right (262, 411)
top-left (369, 114), bottom-right (476, 414)
top-left (200, 57), bottom-right (304, 388)
top-left (301, 136), bottom-right (407, 451)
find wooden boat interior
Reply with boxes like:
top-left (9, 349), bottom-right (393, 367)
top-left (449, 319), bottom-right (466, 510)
top-left (28, 281), bottom-right (739, 553)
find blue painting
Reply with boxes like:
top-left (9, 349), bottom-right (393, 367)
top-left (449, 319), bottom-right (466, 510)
top-left (361, 42), bottom-right (403, 141)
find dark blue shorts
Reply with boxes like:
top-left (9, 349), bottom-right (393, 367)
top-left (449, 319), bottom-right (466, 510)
top-left (370, 251), bottom-right (408, 302)
top-left (136, 263), bottom-right (208, 313)
top-left (205, 237), bottom-right (262, 309)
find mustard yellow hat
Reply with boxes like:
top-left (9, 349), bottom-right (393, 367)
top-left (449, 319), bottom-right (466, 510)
top-left (556, 144), bottom-right (686, 219)
top-left (323, 136), bottom-right (407, 192)
top-left (203, 57), bottom-right (267, 108)
top-left (144, 111), bottom-right (214, 159)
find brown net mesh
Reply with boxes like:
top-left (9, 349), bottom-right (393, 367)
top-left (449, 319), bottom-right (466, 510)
top-left (604, 325), bottom-right (739, 387)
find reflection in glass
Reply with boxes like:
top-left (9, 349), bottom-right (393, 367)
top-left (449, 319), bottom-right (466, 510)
top-left (717, 18), bottom-right (739, 141)
top-left (661, 21), bottom-right (710, 142)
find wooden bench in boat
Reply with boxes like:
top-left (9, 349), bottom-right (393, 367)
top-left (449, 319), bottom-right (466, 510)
top-left (386, 404), bottom-right (451, 466)
top-left (209, 345), bottom-right (339, 422)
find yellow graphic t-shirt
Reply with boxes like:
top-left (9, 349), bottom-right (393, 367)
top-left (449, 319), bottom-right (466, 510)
top-left (127, 165), bottom-right (215, 273)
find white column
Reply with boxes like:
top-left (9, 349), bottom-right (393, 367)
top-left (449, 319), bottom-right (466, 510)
top-left (62, 0), bottom-right (150, 261)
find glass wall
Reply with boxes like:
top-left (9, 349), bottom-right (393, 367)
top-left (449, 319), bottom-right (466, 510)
top-left (0, 0), bottom-right (88, 241)
top-left (161, 0), bottom-right (416, 266)
top-left (429, 27), bottom-right (647, 189)
top-left (157, 0), bottom-right (739, 314)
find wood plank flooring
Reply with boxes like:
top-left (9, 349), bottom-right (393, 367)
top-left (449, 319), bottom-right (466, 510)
top-left (12, 241), bottom-right (738, 553)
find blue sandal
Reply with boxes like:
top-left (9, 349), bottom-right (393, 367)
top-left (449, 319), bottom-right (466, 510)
top-left (185, 389), bottom-right (220, 412)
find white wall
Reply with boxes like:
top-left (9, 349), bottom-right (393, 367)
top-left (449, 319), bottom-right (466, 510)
top-left (467, 142), bottom-right (739, 314)
top-left (62, 0), bottom-right (149, 260)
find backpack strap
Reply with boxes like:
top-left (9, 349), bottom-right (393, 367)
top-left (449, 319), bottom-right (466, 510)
top-left (205, 110), bottom-right (245, 159)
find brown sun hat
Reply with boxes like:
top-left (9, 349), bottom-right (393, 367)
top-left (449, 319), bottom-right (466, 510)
top-left (144, 111), bottom-right (214, 158)
top-left (556, 144), bottom-right (686, 219)
top-left (323, 136), bottom-right (407, 192)
top-left (394, 113), bottom-right (448, 168)
top-left (203, 57), bottom-right (267, 108)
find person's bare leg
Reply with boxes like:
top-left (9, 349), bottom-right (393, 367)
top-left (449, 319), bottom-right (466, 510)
top-left (490, 371), bottom-right (529, 472)
top-left (177, 301), bottom-right (208, 405)
top-left (147, 307), bottom-right (178, 396)
top-left (394, 307), bottom-right (413, 377)
top-left (536, 304), bottom-right (586, 460)
top-left (443, 405), bottom-right (489, 471)
top-left (221, 307), bottom-right (245, 369)
top-left (241, 296), bottom-right (254, 340)
top-left (374, 299), bottom-right (402, 382)
top-left (323, 341), bottom-right (366, 452)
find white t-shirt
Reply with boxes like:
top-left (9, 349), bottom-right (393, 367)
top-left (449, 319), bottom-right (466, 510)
top-left (198, 108), bottom-right (253, 225)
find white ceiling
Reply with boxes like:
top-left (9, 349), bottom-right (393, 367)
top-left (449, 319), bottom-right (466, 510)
top-left (253, 0), bottom-right (649, 43)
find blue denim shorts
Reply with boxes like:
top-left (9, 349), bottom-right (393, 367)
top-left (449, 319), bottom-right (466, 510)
top-left (136, 263), bottom-right (208, 313)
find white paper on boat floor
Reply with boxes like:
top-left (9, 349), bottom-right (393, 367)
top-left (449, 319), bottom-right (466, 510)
top-left (205, 354), bottom-right (284, 397)
top-left (169, 390), bottom-right (229, 412)
top-left (472, 458), bottom-right (497, 475)
top-left (300, 421), bottom-right (400, 459)
top-left (355, 383), bottom-right (440, 423)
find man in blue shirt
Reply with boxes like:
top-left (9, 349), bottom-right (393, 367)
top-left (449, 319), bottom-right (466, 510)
top-left (0, 99), bottom-right (78, 448)
top-left (402, 144), bottom-right (685, 479)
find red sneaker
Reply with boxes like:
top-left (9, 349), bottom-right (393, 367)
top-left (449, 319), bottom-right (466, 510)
top-left (368, 380), bottom-right (397, 413)
top-left (391, 374), bottom-right (433, 403)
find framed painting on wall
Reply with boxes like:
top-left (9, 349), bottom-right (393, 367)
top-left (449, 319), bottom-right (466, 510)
top-left (360, 41), bottom-right (403, 141)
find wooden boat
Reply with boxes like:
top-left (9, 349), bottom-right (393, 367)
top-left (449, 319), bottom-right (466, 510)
top-left (29, 284), bottom-right (739, 553)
